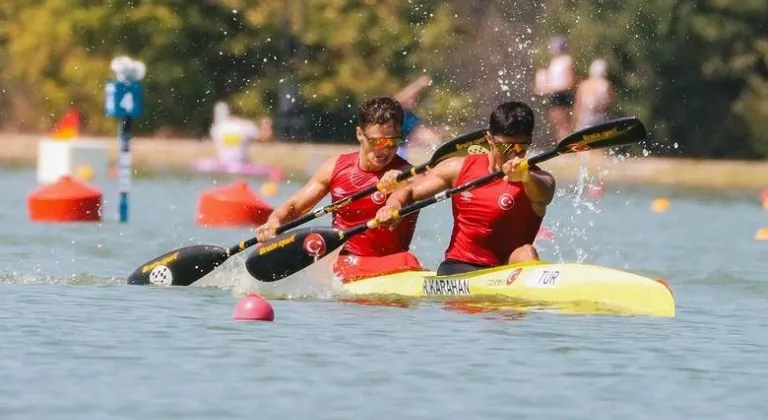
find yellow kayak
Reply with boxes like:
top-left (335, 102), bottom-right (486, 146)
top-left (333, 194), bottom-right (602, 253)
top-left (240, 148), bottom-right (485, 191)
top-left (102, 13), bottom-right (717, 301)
top-left (341, 261), bottom-right (675, 317)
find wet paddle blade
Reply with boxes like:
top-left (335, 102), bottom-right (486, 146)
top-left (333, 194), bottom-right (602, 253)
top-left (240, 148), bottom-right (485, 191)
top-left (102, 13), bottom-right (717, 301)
top-left (126, 245), bottom-right (229, 286)
top-left (429, 129), bottom-right (488, 163)
top-left (561, 117), bottom-right (642, 153)
top-left (529, 117), bottom-right (646, 165)
top-left (245, 227), bottom-right (347, 282)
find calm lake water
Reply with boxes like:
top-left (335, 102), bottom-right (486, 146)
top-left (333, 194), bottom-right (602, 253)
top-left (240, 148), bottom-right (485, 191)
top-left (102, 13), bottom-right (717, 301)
top-left (1, 162), bottom-right (768, 419)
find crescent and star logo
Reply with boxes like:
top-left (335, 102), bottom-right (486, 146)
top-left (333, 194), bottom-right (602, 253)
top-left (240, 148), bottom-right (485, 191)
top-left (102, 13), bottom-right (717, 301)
top-left (568, 143), bottom-right (591, 152)
top-left (371, 191), bottom-right (387, 204)
top-left (303, 233), bottom-right (327, 257)
top-left (506, 268), bottom-right (522, 285)
top-left (498, 193), bottom-right (515, 211)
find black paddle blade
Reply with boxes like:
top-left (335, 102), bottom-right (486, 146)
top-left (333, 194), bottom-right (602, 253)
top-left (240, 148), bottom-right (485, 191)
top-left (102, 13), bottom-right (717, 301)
top-left (529, 117), bottom-right (646, 166)
top-left (560, 117), bottom-right (645, 153)
top-left (431, 129), bottom-right (488, 162)
top-left (126, 245), bottom-right (229, 286)
top-left (245, 227), bottom-right (346, 282)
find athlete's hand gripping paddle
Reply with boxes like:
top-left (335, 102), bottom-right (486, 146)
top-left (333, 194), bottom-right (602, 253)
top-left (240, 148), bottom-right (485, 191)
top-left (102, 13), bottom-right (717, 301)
top-left (244, 117), bottom-right (646, 283)
top-left (126, 129), bottom-right (488, 286)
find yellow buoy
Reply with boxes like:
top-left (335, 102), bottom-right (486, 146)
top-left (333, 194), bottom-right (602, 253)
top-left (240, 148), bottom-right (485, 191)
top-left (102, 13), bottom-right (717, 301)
top-left (762, 199), bottom-right (768, 211)
top-left (260, 180), bottom-right (279, 197)
top-left (75, 164), bottom-right (95, 182)
top-left (651, 197), bottom-right (670, 213)
top-left (756, 228), bottom-right (768, 241)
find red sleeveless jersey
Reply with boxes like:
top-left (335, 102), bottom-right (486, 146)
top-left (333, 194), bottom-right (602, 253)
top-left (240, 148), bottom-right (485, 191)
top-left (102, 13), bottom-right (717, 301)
top-left (330, 152), bottom-right (419, 256)
top-left (444, 154), bottom-right (543, 266)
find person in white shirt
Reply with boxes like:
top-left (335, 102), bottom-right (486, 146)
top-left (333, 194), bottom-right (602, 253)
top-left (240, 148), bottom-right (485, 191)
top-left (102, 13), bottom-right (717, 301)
top-left (209, 102), bottom-right (273, 166)
top-left (534, 36), bottom-right (575, 142)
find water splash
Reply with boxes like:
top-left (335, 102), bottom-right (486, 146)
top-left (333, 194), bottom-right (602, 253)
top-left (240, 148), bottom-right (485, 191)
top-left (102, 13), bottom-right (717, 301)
top-left (227, 248), bottom-right (345, 300)
top-left (545, 154), bottom-right (604, 264)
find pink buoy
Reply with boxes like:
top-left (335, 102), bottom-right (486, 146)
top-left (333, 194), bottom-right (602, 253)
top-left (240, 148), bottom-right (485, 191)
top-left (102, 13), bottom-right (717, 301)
top-left (536, 226), bottom-right (555, 241)
top-left (587, 184), bottom-right (604, 199)
top-left (233, 294), bottom-right (275, 321)
top-left (761, 187), bottom-right (768, 210)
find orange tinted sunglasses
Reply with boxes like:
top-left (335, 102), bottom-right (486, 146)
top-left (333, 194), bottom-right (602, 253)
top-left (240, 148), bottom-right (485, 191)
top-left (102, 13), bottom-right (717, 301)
top-left (364, 134), bottom-right (403, 150)
top-left (485, 132), bottom-right (529, 157)
top-left (498, 142), bottom-right (529, 156)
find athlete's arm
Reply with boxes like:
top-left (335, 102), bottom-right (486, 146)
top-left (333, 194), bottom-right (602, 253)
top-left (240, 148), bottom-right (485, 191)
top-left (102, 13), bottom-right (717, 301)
top-left (385, 157), bottom-right (463, 208)
top-left (272, 156), bottom-right (335, 223)
top-left (523, 168), bottom-right (556, 217)
top-left (254, 157), bottom-right (335, 241)
top-left (502, 158), bottom-right (556, 217)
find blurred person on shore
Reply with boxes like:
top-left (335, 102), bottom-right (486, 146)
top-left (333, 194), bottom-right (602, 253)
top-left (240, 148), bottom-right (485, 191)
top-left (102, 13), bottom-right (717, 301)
top-left (573, 58), bottom-right (614, 131)
top-left (534, 36), bottom-right (575, 143)
top-left (209, 101), bottom-right (274, 167)
top-left (393, 75), bottom-right (443, 158)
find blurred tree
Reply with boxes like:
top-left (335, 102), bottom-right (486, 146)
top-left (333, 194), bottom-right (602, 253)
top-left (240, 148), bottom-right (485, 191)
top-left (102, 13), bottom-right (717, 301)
top-left (2, 0), bottom-right (765, 156)
top-left (537, 0), bottom-right (768, 158)
top-left (0, 0), bottom-right (469, 142)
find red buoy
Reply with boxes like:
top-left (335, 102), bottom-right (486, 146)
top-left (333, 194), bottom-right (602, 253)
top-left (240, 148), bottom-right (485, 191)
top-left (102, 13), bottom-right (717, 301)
top-left (196, 179), bottom-right (273, 227)
top-left (233, 294), bottom-right (275, 321)
top-left (27, 175), bottom-right (102, 222)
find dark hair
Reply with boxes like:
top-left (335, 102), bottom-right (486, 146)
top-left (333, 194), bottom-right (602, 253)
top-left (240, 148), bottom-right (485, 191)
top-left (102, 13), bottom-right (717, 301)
top-left (489, 101), bottom-right (534, 139)
top-left (357, 96), bottom-right (404, 129)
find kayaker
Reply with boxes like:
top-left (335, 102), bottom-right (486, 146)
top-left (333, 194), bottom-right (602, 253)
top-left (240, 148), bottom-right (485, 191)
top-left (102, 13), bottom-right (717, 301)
top-left (375, 101), bottom-right (556, 276)
top-left (254, 96), bottom-right (425, 281)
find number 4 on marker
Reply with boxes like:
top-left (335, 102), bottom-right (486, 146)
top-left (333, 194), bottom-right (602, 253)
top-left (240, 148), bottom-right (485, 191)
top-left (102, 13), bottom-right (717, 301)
top-left (120, 93), bottom-right (134, 113)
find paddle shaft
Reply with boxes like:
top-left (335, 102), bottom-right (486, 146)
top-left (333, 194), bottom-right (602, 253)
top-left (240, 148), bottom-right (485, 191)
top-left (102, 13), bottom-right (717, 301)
top-left (226, 129), bottom-right (486, 256)
top-left (344, 121), bottom-right (637, 239)
top-left (347, 168), bottom-right (506, 237)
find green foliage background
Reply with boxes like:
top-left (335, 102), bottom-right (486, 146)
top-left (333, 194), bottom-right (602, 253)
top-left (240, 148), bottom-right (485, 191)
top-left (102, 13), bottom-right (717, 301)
top-left (0, 0), bottom-right (766, 158)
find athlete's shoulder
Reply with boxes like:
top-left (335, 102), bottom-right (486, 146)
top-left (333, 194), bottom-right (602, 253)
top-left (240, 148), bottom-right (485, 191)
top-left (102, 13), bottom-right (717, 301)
top-left (332, 151), bottom-right (358, 169)
top-left (337, 150), bottom-right (359, 161)
top-left (433, 155), bottom-right (467, 178)
top-left (313, 154), bottom-right (343, 182)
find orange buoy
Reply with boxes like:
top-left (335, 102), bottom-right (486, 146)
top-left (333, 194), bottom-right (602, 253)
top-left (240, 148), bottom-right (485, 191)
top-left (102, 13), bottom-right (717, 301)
top-left (196, 179), bottom-right (273, 227)
top-left (755, 227), bottom-right (768, 241)
top-left (260, 180), bottom-right (279, 197)
top-left (651, 197), bottom-right (671, 213)
top-left (27, 175), bottom-right (102, 222)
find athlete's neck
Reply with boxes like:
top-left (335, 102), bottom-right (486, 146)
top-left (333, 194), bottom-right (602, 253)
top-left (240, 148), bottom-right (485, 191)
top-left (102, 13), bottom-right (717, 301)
top-left (357, 151), bottom-right (380, 173)
top-left (487, 153), bottom-right (504, 174)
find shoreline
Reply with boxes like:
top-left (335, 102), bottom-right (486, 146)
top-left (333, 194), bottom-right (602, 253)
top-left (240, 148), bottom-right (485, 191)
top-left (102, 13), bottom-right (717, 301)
top-left (2, 133), bottom-right (767, 192)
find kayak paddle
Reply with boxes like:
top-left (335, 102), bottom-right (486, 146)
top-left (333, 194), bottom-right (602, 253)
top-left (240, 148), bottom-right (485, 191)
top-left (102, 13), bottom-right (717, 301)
top-left (126, 129), bottom-right (487, 286)
top-left (244, 117), bottom-right (647, 282)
